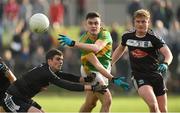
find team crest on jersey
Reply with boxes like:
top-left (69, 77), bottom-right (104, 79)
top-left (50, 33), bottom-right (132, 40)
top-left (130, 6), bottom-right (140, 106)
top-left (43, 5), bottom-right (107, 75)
top-left (126, 39), bottom-right (153, 48)
top-left (131, 49), bottom-right (148, 58)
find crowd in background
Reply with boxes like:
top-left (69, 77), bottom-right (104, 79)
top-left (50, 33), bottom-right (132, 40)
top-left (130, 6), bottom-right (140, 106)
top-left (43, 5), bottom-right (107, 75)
top-left (0, 0), bottom-right (180, 94)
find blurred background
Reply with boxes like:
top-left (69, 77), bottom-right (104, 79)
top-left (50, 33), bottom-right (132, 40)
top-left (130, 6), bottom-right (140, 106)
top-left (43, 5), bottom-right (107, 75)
top-left (0, 0), bottom-right (180, 96)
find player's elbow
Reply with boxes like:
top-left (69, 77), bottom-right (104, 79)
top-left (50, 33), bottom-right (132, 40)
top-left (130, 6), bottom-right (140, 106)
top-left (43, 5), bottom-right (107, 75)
top-left (93, 45), bottom-right (101, 53)
top-left (93, 49), bottom-right (100, 54)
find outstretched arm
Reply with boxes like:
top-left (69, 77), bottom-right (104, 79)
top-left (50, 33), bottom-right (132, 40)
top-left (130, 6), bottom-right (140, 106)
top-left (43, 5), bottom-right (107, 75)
top-left (111, 45), bottom-right (127, 65)
top-left (57, 72), bottom-right (81, 83)
top-left (85, 53), bottom-right (113, 80)
top-left (85, 52), bottom-right (130, 90)
top-left (74, 39), bottom-right (108, 53)
top-left (50, 76), bottom-right (107, 93)
top-left (50, 76), bottom-right (85, 91)
top-left (58, 35), bottom-right (108, 53)
top-left (57, 72), bottom-right (95, 83)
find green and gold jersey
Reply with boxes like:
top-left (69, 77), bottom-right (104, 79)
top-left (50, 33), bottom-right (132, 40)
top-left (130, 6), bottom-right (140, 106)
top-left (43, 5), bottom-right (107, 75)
top-left (79, 28), bottom-right (112, 74)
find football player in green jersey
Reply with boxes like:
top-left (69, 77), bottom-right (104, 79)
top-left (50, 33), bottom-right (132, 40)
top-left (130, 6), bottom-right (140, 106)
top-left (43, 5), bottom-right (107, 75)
top-left (58, 12), bottom-right (129, 112)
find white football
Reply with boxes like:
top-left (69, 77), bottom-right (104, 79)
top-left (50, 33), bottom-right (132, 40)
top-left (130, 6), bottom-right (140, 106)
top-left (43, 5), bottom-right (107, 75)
top-left (29, 13), bottom-right (49, 33)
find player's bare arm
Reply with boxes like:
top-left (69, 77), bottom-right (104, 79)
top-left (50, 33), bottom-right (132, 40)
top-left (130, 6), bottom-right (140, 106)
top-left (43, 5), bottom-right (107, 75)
top-left (85, 52), bottom-right (113, 80)
top-left (0, 59), bottom-right (16, 83)
top-left (5, 69), bottom-right (16, 83)
top-left (159, 45), bottom-right (173, 65)
top-left (111, 45), bottom-right (127, 65)
top-left (84, 52), bottom-right (129, 89)
top-left (58, 34), bottom-right (108, 54)
top-left (74, 39), bottom-right (108, 53)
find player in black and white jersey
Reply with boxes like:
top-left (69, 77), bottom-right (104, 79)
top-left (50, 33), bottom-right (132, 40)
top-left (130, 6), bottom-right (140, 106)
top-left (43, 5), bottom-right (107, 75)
top-left (0, 57), bottom-right (17, 112)
top-left (1, 48), bottom-right (107, 113)
top-left (111, 9), bottom-right (173, 113)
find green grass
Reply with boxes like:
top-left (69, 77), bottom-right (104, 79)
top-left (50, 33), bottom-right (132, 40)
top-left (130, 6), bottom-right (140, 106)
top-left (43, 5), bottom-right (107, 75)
top-left (33, 93), bottom-right (180, 112)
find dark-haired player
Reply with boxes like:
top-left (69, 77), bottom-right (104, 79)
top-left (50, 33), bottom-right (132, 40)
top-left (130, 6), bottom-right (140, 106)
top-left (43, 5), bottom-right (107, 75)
top-left (2, 48), bottom-right (107, 112)
top-left (58, 12), bottom-right (129, 113)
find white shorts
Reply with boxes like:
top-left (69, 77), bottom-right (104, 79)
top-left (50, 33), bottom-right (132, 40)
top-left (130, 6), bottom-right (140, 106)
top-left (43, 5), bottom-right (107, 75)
top-left (81, 65), bottom-right (111, 85)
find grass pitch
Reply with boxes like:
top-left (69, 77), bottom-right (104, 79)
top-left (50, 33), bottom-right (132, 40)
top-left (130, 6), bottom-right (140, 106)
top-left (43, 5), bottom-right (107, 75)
top-left (33, 93), bottom-right (180, 112)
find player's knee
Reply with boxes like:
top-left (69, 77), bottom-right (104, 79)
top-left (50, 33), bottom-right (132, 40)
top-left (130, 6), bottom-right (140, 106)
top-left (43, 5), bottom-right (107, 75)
top-left (148, 102), bottom-right (159, 111)
top-left (104, 91), bottom-right (112, 106)
top-left (83, 100), bottom-right (97, 109)
top-left (159, 106), bottom-right (167, 113)
top-left (28, 106), bottom-right (43, 113)
top-left (103, 97), bottom-right (112, 107)
top-left (89, 102), bottom-right (97, 109)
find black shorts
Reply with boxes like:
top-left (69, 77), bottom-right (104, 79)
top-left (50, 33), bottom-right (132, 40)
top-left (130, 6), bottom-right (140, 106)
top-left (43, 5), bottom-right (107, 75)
top-left (0, 93), bottom-right (5, 106)
top-left (0, 100), bottom-right (2, 106)
top-left (131, 74), bottom-right (167, 96)
top-left (2, 93), bottom-right (41, 112)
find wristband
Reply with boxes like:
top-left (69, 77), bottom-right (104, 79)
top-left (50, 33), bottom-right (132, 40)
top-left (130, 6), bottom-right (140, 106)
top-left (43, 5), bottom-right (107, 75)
top-left (71, 41), bottom-right (75, 47)
top-left (163, 62), bottom-right (168, 66)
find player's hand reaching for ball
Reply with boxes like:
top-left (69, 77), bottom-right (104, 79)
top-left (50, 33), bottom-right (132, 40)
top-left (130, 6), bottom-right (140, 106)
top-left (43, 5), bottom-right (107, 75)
top-left (58, 34), bottom-right (75, 47)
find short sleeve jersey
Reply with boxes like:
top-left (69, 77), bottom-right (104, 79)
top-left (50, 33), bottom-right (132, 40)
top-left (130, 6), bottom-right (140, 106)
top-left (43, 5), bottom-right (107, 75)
top-left (79, 28), bottom-right (112, 73)
top-left (121, 29), bottom-right (165, 77)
